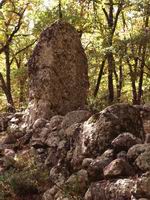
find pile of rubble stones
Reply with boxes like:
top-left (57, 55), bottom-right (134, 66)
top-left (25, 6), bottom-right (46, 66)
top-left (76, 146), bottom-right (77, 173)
top-left (0, 103), bottom-right (150, 200)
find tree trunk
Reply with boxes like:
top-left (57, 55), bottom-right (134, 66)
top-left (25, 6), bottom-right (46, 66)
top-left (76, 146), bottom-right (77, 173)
top-left (14, 57), bottom-right (27, 105)
top-left (0, 72), bottom-right (15, 112)
top-left (137, 16), bottom-right (149, 104)
top-left (94, 58), bottom-right (106, 97)
top-left (107, 52), bottom-right (114, 103)
top-left (4, 46), bottom-right (15, 111)
top-left (102, 0), bottom-right (123, 103)
top-left (58, 0), bottom-right (62, 19)
top-left (137, 48), bottom-right (146, 104)
top-left (118, 62), bottom-right (123, 101)
top-left (127, 59), bottom-right (137, 104)
top-left (114, 59), bottom-right (123, 102)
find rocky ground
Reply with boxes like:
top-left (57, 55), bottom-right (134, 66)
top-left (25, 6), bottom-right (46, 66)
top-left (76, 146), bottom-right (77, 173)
top-left (0, 103), bottom-right (150, 200)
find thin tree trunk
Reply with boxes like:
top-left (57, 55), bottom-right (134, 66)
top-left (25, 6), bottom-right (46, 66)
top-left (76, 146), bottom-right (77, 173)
top-left (137, 16), bottom-right (149, 104)
top-left (94, 59), bottom-right (106, 97)
top-left (14, 57), bottom-right (27, 106)
top-left (107, 51), bottom-right (114, 103)
top-left (118, 61), bottom-right (123, 101)
top-left (137, 48), bottom-right (146, 104)
top-left (4, 46), bottom-right (15, 111)
top-left (102, 0), bottom-right (123, 103)
top-left (114, 58), bottom-right (123, 102)
top-left (127, 59), bottom-right (137, 104)
top-left (58, 0), bottom-right (62, 19)
top-left (0, 72), bottom-right (8, 98)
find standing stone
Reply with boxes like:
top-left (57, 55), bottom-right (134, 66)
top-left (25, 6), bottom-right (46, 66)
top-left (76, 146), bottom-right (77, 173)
top-left (28, 21), bottom-right (89, 123)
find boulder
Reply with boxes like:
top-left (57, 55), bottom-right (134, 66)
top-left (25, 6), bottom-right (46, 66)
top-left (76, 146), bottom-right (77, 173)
top-left (85, 178), bottom-right (136, 200)
top-left (49, 165), bottom-right (67, 185)
top-left (46, 115), bottom-right (64, 131)
top-left (42, 190), bottom-right (53, 200)
top-left (65, 169), bottom-right (89, 195)
top-left (85, 173), bottom-right (150, 200)
top-left (28, 20), bottom-right (89, 123)
top-left (117, 151), bottom-right (127, 160)
top-left (127, 144), bottom-right (150, 161)
top-left (135, 149), bottom-right (150, 172)
top-left (82, 158), bottom-right (94, 169)
top-left (33, 118), bottom-right (47, 129)
top-left (87, 149), bottom-right (114, 181)
top-left (111, 132), bottom-right (142, 152)
top-left (136, 172), bottom-right (150, 199)
top-left (61, 110), bottom-right (91, 130)
top-left (103, 158), bottom-right (135, 178)
top-left (75, 104), bottom-right (144, 157)
top-left (37, 104), bottom-right (148, 200)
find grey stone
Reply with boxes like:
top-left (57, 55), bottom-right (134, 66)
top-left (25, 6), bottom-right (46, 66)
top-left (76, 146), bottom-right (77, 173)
top-left (4, 149), bottom-right (15, 157)
top-left (10, 117), bottom-right (19, 124)
top-left (66, 169), bottom-right (89, 195)
top-left (127, 144), bottom-right (150, 161)
top-left (28, 20), bottom-right (89, 123)
top-left (42, 189), bottom-right (53, 200)
top-left (85, 178), bottom-right (136, 200)
top-left (103, 158), bottom-right (135, 178)
top-left (87, 149), bottom-right (114, 181)
top-left (145, 133), bottom-right (150, 143)
top-left (33, 118), bottom-right (47, 129)
top-left (78, 104), bottom-right (144, 157)
top-left (61, 110), bottom-right (91, 130)
top-left (136, 172), bottom-right (150, 198)
top-left (111, 132), bottom-right (142, 152)
top-left (135, 150), bottom-right (150, 172)
top-left (1, 134), bottom-right (17, 145)
top-left (82, 158), bottom-right (94, 169)
top-left (46, 115), bottom-right (64, 131)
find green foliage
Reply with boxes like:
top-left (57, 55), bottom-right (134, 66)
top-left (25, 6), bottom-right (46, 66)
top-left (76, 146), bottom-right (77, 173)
top-left (9, 170), bottom-right (38, 197)
top-left (0, 169), bottom-right (14, 200)
top-left (0, 151), bottom-right (50, 200)
top-left (0, 0), bottom-right (150, 110)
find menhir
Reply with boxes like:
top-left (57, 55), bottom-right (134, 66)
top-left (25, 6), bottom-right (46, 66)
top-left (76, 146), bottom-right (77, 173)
top-left (28, 20), bottom-right (89, 124)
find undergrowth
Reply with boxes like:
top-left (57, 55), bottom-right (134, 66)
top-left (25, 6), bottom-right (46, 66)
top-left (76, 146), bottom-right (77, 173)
top-left (0, 151), bottom-right (50, 200)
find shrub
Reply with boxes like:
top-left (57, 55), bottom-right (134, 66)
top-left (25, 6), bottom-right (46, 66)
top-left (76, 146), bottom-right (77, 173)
top-left (9, 170), bottom-right (38, 197)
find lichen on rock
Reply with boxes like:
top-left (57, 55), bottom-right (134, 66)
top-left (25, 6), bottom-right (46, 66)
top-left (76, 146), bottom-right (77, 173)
top-left (28, 20), bottom-right (89, 124)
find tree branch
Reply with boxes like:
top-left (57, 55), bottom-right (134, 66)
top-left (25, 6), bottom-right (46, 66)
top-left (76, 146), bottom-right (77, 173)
top-left (112, 1), bottom-right (123, 34)
top-left (10, 39), bottom-right (37, 65)
top-left (102, 7), bottom-right (109, 23)
top-left (94, 58), bottom-right (106, 97)
top-left (7, 10), bottom-right (26, 44)
top-left (0, 3), bottom-right (29, 54)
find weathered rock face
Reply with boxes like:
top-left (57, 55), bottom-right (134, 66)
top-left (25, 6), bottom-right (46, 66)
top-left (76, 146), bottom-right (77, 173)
top-left (85, 173), bottom-right (150, 200)
top-left (75, 103), bottom-right (144, 159)
top-left (28, 20), bottom-right (89, 123)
